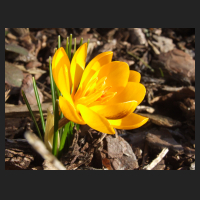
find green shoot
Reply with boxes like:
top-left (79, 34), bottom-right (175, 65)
top-left (22, 90), bottom-right (42, 140)
top-left (32, 77), bottom-right (45, 134)
top-left (49, 56), bottom-right (56, 113)
top-left (79, 38), bottom-right (83, 47)
top-left (68, 34), bottom-right (72, 61)
top-left (58, 35), bottom-right (61, 49)
top-left (73, 38), bottom-right (77, 57)
top-left (87, 39), bottom-right (90, 47)
top-left (65, 37), bottom-right (69, 56)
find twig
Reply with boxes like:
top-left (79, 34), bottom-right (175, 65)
top-left (93, 133), bottom-right (107, 145)
top-left (147, 40), bottom-right (160, 55)
top-left (143, 147), bottom-right (169, 170)
top-left (24, 131), bottom-right (66, 170)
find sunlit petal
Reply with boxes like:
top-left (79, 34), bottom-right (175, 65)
top-left (89, 100), bottom-right (137, 119)
top-left (70, 43), bottom-right (87, 95)
top-left (76, 90), bottom-right (104, 106)
top-left (96, 61), bottom-right (129, 93)
top-left (107, 82), bottom-right (146, 105)
top-left (128, 70), bottom-right (141, 83)
top-left (108, 113), bottom-right (149, 129)
top-left (57, 66), bottom-right (71, 99)
top-left (80, 51), bottom-right (113, 89)
top-left (77, 104), bottom-right (115, 134)
top-left (52, 47), bottom-right (71, 89)
top-left (59, 96), bottom-right (85, 125)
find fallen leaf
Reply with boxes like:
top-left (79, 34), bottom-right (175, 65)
top-left (5, 62), bottom-right (23, 87)
top-left (5, 44), bottom-right (29, 56)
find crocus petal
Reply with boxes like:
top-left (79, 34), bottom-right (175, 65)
top-left (128, 70), bottom-right (141, 83)
top-left (80, 51), bottom-right (113, 89)
top-left (57, 66), bottom-right (71, 100)
top-left (77, 104), bottom-right (115, 134)
top-left (89, 100), bottom-right (137, 119)
top-left (107, 82), bottom-right (146, 106)
top-left (96, 61), bottom-right (129, 93)
top-left (76, 90), bottom-right (104, 106)
top-left (59, 96), bottom-right (85, 125)
top-left (52, 47), bottom-right (71, 90)
top-left (70, 43), bottom-right (87, 95)
top-left (108, 113), bottom-right (149, 129)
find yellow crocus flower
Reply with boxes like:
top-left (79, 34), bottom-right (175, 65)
top-left (52, 43), bottom-right (148, 135)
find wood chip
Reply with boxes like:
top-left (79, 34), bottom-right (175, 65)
top-left (5, 102), bottom-right (51, 118)
top-left (146, 132), bottom-right (184, 154)
top-left (106, 135), bottom-right (138, 170)
top-left (151, 49), bottom-right (195, 85)
top-left (138, 113), bottom-right (182, 127)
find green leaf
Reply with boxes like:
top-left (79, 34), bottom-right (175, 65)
top-left (49, 57), bottom-right (56, 113)
top-left (32, 77), bottom-right (45, 134)
top-left (52, 100), bottom-right (60, 157)
top-left (68, 34), bottom-right (72, 61)
top-left (72, 38), bottom-right (76, 59)
top-left (159, 67), bottom-right (164, 77)
top-left (79, 38), bottom-right (83, 47)
top-left (65, 37), bottom-right (69, 56)
top-left (58, 35), bottom-right (61, 49)
top-left (22, 90), bottom-right (42, 140)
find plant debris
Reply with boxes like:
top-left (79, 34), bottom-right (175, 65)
top-left (5, 28), bottom-right (195, 170)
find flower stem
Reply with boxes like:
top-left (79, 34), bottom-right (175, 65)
top-left (58, 122), bottom-right (70, 157)
top-left (52, 100), bottom-right (59, 157)
top-left (68, 121), bottom-right (74, 148)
